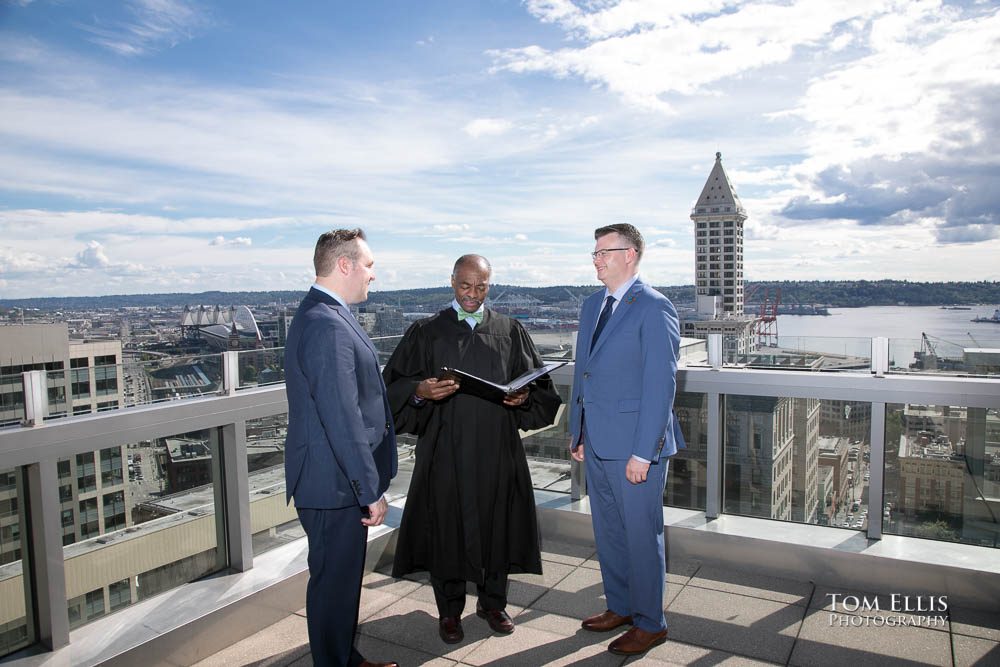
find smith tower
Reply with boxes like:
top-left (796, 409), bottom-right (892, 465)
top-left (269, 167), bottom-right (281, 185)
top-left (691, 151), bottom-right (746, 317)
top-left (683, 152), bottom-right (755, 357)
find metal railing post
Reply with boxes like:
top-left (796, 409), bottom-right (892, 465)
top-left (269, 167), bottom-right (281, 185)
top-left (22, 370), bottom-right (47, 426)
top-left (871, 337), bottom-right (889, 377)
top-left (26, 458), bottom-right (69, 649)
top-left (867, 402), bottom-right (886, 540)
top-left (221, 421), bottom-right (252, 572)
top-left (707, 334), bottom-right (723, 369)
top-left (705, 392), bottom-right (723, 519)
top-left (223, 351), bottom-right (240, 396)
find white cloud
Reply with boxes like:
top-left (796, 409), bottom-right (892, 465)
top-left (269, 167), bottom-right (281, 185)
top-left (464, 117), bottom-right (513, 138)
top-left (493, 1), bottom-right (897, 113)
top-left (80, 0), bottom-right (211, 57)
top-left (210, 235), bottom-right (253, 247)
top-left (431, 224), bottom-right (471, 233)
top-left (73, 240), bottom-right (111, 268)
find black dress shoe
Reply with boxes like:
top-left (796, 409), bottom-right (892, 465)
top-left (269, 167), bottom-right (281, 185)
top-left (476, 603), bottom-right (514, 634)
top-left (439, 615), bottom-right (464, 644)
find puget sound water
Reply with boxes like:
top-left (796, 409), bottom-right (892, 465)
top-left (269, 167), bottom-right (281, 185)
top-left (775, 304), bottom-right (1000, 365)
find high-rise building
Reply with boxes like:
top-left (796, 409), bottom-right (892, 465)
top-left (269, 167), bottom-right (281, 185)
top-left (0, 324), bottom-right (128, 561)
top-left (684, 153), bottom-right (756, 356)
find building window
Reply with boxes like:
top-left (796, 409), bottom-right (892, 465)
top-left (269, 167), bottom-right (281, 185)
top-left (70, 358), bottom-right (89, 369)
top-left (100, 448), bottom-right (123, 486)
top-left (103, 491), bottom-right (126, 531)
top-left (78, 498), bottom-right (99, 538)
top-left (84, 589), bottom-right (105, 621)
top-left (94, 366), bottom-right (118, 396)
top-left (71, 368), bottom-right (91, 399)
top-left (109, 579), bottom-right (132, 612)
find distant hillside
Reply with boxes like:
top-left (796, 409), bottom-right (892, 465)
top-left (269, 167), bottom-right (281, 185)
top-left (1, 280), bottom-right (998, 311)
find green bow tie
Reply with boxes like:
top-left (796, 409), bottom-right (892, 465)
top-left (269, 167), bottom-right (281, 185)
top-left (458, 309), bottom-right (483, 324)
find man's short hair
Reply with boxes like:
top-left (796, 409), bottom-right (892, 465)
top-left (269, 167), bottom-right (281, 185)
top-left (314, 228), bottom-right (366, 277)
top-left (452, 254), bottom-right (492, 278)
top-left (595, 223), bottom-right (644, 261)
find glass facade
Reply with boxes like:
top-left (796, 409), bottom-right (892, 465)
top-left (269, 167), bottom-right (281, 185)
top-left (0, 467), bottom-right (33, 656)
top-left (61, 429), bottom-right (226, 631)
top-left (883, 403), bottom-right (1000, 548)
top-left (722, 395), bottom-right (871, 529)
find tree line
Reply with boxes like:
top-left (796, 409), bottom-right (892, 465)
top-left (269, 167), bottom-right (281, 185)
top-left (2, 280), bottom-right (999, 311)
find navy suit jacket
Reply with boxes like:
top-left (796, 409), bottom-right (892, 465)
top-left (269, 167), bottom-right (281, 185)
top-left (569, 278), bottom-right (685, 461)
top-left (284, 287), bottom-right (397, 509)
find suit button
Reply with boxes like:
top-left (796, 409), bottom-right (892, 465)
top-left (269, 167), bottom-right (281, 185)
top-left (583, 372), bottom-right (591, 379)
top-left (576, 396), bottom-right (583, 404)
top-left (385, 421), bottom-right (390, 430)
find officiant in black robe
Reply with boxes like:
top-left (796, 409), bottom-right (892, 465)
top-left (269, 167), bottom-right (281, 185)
top-left (383, 254), bottom-right (561, 644)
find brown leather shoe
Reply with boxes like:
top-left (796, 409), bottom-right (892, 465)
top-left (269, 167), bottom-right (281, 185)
top-left (581, 609), bottom-right (633, 632)
top-left (607, 626), bottom-right (668, 655)
top-left (359, 662), bottom-right (398, 667)
top-left (476, 603), bottom-right (514, 634)
top-left (438, 615), bottom-right (464, 644)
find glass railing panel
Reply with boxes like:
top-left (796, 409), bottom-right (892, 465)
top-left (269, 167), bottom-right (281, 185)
top-left (245, 413), bottom-right (301, 556)
top-left (371, 335), bottom-right (403, 366)
top-left (728, 336), bottom-right (872, 372)
top-left (892, 335), bottom-right (1000, 377)
top-left (236, 347), bottom-right (285, 390)
top-left (521, 373), bottom-right (573, 493)
top-left (883, 403), bottom-right (999, 548)
top-left (526, 329), bottom-right (577, 362)
top-left (0, 467), bottom-right (33, 658)
top-left (668, 392), bottom-right (708, 510)
top-left (63, 430), bottom-right (226, 630)
top-left (724, 395), bottom-right (870, 528)
top-left (123, 354), bottom-right (224, 407)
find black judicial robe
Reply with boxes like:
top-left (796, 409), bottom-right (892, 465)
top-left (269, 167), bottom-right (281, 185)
top-left (384, 307), bottom-right (562, 584)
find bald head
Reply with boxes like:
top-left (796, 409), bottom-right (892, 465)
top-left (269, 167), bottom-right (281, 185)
top-left (452, 254), bottom-right (492, 279)
top-left (451, 254), bottom-right (492, 313)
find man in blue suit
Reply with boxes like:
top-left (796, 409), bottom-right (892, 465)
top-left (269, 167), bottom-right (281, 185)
top-left (569, 223), bottom-right (685, 657)
top-left (284, 229), bottom-right (398, 667)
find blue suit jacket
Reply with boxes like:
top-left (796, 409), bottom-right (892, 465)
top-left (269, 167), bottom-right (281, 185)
top-left (284, 287), bottom-right (397, 509)
top-left (569, 278), bottom-right (685, 461)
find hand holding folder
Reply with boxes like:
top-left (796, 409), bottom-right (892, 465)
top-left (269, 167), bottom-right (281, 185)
top-left (439, 361), bottom-right (567, 403)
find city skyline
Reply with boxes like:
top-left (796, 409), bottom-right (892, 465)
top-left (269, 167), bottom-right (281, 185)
top-left (2, 0), bottom-right (1000, 299)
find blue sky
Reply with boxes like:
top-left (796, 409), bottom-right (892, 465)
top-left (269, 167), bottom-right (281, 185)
top-left (2, 0), bottom-right (999, 298)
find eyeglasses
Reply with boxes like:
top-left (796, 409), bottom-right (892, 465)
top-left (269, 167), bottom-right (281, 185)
top-left (590, 248), bottom-right (632, 260)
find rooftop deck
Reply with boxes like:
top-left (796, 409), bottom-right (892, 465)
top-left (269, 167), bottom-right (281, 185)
top-left (192, 534), bottom-right (1000, 667)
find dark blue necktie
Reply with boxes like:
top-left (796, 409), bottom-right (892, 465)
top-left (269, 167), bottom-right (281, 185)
top-left (590, 295), bottom-right (616, 351)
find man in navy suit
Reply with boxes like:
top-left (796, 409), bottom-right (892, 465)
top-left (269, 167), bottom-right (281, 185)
top-left (569, 223), bottom-right (685, 657)
top-left (284, 229), bottom-right (398, 667)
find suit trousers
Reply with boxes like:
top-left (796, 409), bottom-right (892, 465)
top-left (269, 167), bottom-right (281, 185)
top-left (297, 507), bottom-right (368, 667)
top-left (431, 572), bottom-right (508, 618)
top-left (585, 447), bottom-right (669, 633)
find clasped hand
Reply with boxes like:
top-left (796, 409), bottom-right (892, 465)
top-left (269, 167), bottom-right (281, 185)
top-left (362, 495), bottom-right (388, 527)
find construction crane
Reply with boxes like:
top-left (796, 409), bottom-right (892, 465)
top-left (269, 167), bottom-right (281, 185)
top-left (967, 332), bottom-right (982, 347)
top-left (911, 332), bottom-right (965, 371)
top-left (745, 285), bottom-right (781, 347)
